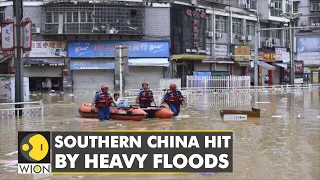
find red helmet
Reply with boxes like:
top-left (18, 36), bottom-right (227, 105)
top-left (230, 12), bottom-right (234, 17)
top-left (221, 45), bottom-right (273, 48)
top-left (169, 83), bottom-right (177, 90)
top-left (101, 85), bottom-right (109, 90)
top-left (142, 82), bottom-right (148, 87)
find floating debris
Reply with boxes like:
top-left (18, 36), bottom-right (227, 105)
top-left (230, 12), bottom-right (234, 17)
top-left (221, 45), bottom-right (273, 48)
top-left (272, 115), bottom-right (282, 118)
top-left (70, 94), bottom-right (74, 96)
top-left (201, 172), bottom-right (214, 175)
top-left (273, 151), bottom-right (283, 155)
top-left (0, 160), bottom-right (18, 165)
top-left (5, 151), bottom-right (18, 156)
top-left (255, 102), bottom-right (271, 104)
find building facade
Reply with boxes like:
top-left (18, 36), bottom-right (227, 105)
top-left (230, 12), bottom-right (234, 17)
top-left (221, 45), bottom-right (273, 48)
top-left (294, 0), bottom-right (320, 83)
top-left (1, 0), bottom-right (314, 91)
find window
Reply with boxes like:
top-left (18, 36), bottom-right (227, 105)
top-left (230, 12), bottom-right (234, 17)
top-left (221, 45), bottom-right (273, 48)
top-left (87, 12), bottom-right (92, 22)
top-left (293, 1), bottom-right (299, 12)
top-left (73, 12), bottom-right (79, 22)
top-left (66, 12), bottom-right (72, 22)
top-left (53, 12), bottom-right (59, 23)
top-left (285, 0), bottom-right (292, 12)
top-left (215, 15), bottom-right (227, 33)
top-left (260, 23), bottom-right (269, 37)
top-left (270, 24), bottom-right (281, 39)
top-left (270, 0), bottom-right (283, 17)
top-left (246, 20), bottom-right (255, 35)
top-left (311, 18), bottom-right (320, 26)
top-left (46, 12), bottom-right (52, 23)
top-left (80, 12), bottom-right (86, 22)
top-left (206, 14), bottom-right (212, 31)
top-left (232, 18), bottom-right (242, 34)
top-left (310, 2), bottom-right (320, 12)
top-left (0, 12), bottom-right (4, 23)
top-left (250, 0), bottom-right (257, 10)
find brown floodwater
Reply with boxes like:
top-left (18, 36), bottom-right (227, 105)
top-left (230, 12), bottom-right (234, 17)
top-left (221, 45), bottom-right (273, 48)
top-left (0, 88), bottom-right (319, 180)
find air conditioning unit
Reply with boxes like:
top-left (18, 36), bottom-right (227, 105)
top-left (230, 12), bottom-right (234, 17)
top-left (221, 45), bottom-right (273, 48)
top-left (240, 35), bottom-right (246, 41)
top-left (269, 2), bottom-right (275, 8)
top-left (272, 38), bottom-right (278, 44)
top-left (32, 27), bottom-right (40, 34)
top-left (216, 32), bottom-right (222, 38)
top-left (247, 35), bottom-right (252, 41)
top-left (206, 31), bottom-right (214, 38)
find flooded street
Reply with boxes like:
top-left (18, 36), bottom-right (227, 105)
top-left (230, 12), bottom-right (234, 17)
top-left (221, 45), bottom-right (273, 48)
top-left (0, 89), bottom-right (319, 180)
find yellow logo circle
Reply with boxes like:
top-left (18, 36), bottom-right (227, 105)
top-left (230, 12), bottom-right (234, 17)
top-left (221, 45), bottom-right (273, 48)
top-left (20, 133), bottom-right (49, 162)
top-left (33, 165), bottom-right (41, 173)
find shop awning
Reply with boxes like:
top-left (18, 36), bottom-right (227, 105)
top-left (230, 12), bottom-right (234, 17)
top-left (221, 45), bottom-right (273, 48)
top-left (171, 54), bottom-right (207, 60)
top-left (274, 63), bottom-right (287, 70)
top-left (129, 58), bottom-right (169, 67)
top-left (258, 61), bottom-right (276, 70)
top-left (202, 59), bottom-right (234, 63)
top-left (238, 61), bottom-right (251, 66)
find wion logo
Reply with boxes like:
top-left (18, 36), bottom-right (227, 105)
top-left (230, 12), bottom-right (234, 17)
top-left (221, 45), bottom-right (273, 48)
top-left (18, 131), bottom-right (51, 174)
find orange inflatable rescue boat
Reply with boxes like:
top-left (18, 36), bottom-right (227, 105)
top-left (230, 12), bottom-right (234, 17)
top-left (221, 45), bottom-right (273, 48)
top-left (133, 106), bottom-right (174, 118)
top-left (78, 103), bottom-right (147, 121)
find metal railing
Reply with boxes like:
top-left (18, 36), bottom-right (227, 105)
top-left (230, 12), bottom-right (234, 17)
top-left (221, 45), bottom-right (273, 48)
top-left (186, 76), bottom-right (251, 89)
top-left (123, 83), bottom-right (320, 105)
top-left (0, 101), bottom-right (44, 119)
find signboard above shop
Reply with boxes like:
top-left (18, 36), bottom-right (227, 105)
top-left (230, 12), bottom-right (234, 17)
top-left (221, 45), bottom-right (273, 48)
top-left (231, 45), bottom-right (251, 61)
top-left (68, 41), bottom-right (169, 58)
top-left (261, 51), bottom-right (276, 63)
top-left (23, 41), bottom-right (67, 58)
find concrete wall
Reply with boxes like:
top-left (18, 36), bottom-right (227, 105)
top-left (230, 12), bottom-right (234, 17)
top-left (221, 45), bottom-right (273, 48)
top-left (5, 5), bottom-right (44, 41)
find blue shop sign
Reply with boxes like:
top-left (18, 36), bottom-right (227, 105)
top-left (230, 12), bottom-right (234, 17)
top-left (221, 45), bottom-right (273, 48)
top-left (68, 41), bottom-right (169, 58)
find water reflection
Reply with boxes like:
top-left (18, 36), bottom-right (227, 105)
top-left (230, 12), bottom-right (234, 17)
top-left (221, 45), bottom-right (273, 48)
top-left (0, 89), bottom-right (319, 180)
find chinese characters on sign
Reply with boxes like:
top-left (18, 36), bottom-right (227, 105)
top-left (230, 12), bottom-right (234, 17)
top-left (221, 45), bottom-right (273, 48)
top-left (262, 52), bottom-right (276, 62)
top-left (1, 22), bottom-right (14, 51)
top-left (186, 8), bottom-right (206, 53)
top-left (23, 21), bottom-right (32, 50)
top-left (23, 41), bottom-right (67, 58)
top-left (234, 45), bottom-right (251, 61)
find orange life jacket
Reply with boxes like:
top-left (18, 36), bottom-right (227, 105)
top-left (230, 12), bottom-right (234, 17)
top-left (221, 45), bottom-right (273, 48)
top-left (139, 89), bottom-right (153, 104)
top-left (95, 92), bottom-right (113, 108)
top-left (166, 90), bottom-right (183, 105)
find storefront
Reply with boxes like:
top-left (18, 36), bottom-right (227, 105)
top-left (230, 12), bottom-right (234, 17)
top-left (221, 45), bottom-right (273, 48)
top-left (257, 51), bottom-right (277, 86)
top-left (202, 44), bottom-right (232, 76)
top-left (274, 47), bottom-right (290, 84)
top-left (296, 36), bottom-right (320, 84)
top-left (171, 5), bottom-right (207, 87)
top-left (68, 41), bottom-right (169, 92)
top-left (23, 41), bottom-right (67, 91)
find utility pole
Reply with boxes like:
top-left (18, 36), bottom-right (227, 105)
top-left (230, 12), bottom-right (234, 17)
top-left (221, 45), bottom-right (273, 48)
top-left (281, 12), bottom-right (302, 85)
top-left (13, 0), bottom-right (24, 116)
top-left (253, 26), bottom-right (259, 87)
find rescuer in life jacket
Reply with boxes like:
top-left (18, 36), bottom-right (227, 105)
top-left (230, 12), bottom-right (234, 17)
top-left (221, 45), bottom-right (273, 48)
top-left (92, 85), bottom-right (116, 121)
top-left (136, 82), bottom-right (156, 108)
top-left (160, 83), bottom-right (185, 116)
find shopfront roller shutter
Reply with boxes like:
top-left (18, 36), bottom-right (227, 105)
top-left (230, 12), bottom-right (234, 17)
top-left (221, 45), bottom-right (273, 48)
top-left (72, 70), bottom-right (114, 93)
top-left (24, 66), bottom-right (62, 77)
top-left (125, 66), bottom-right (164, 90)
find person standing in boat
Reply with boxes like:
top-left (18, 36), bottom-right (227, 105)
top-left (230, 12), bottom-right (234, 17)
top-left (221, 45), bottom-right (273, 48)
top-left (160, 83), bottom-right (185, 116)
top-left (136, 82), bottom-right (156, 108)
top-left (113, 92), bottom-right (130, 108)
top-left (92, 85), bottom-right (116, 121)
